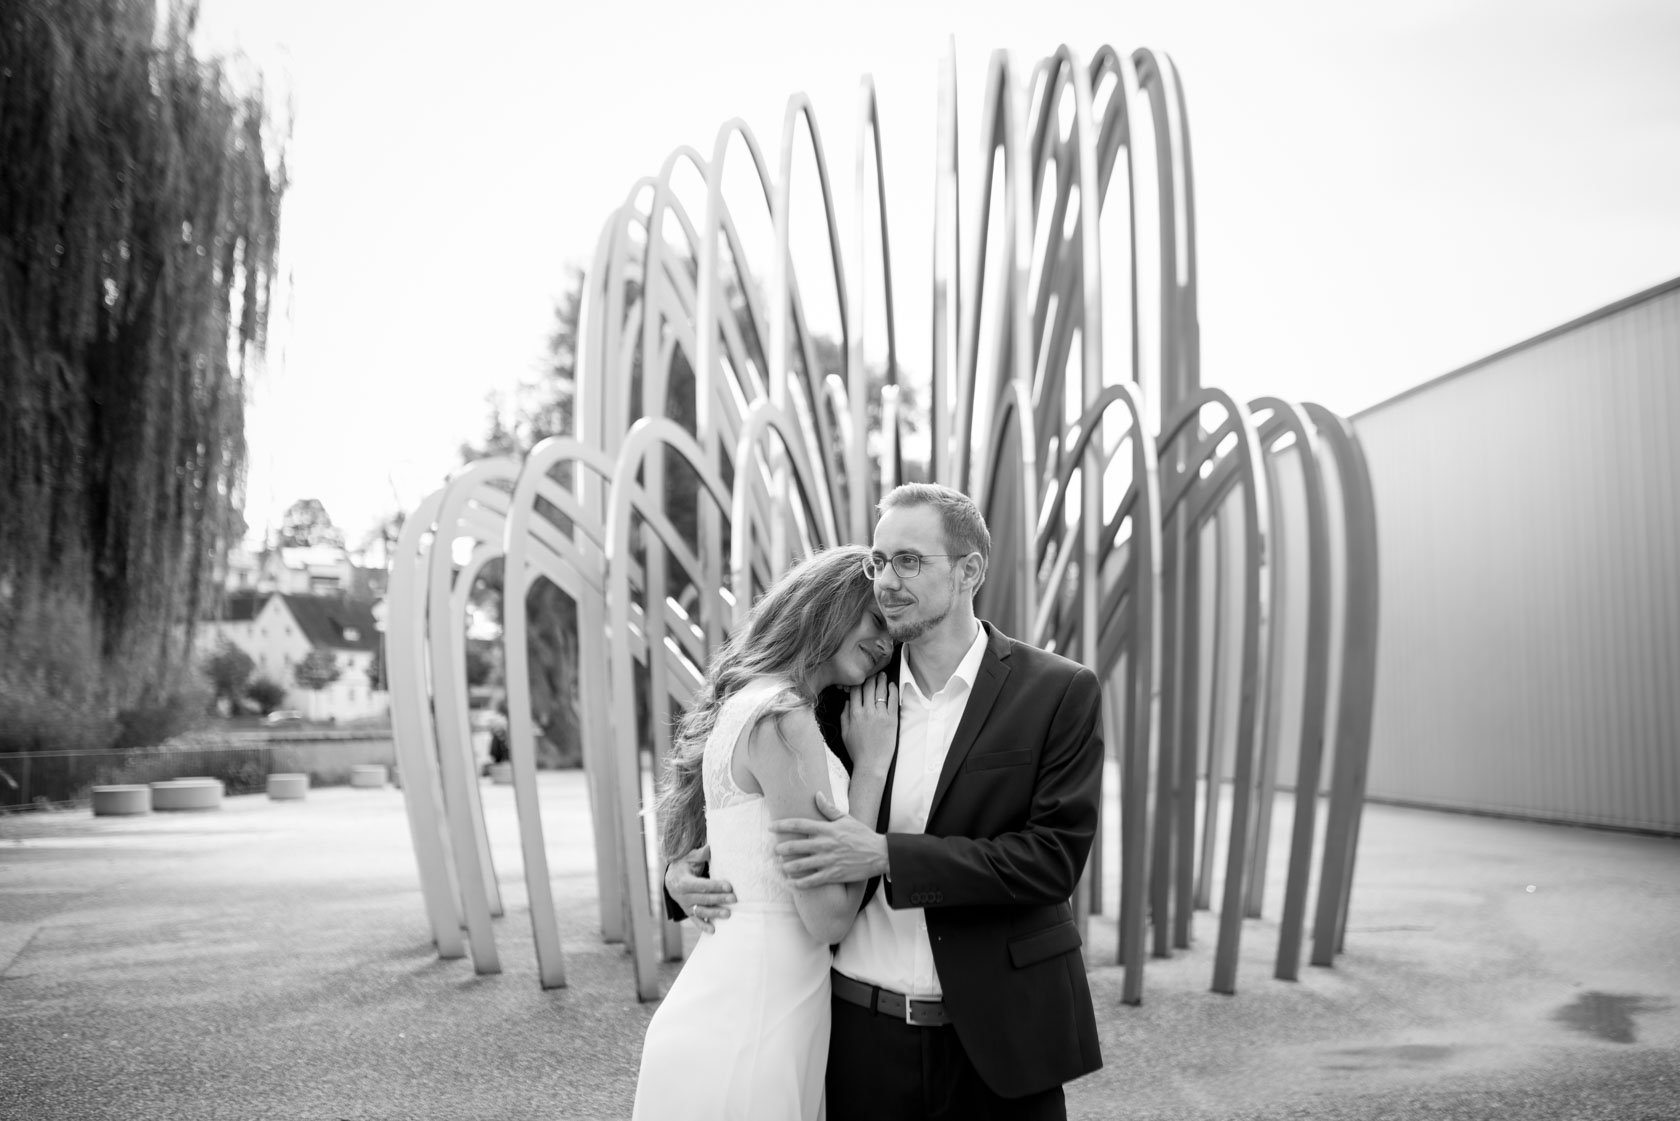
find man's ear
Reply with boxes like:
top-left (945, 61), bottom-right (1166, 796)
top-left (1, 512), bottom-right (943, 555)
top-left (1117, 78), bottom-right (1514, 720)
top-left (962, 552), bottom-right (986, 593)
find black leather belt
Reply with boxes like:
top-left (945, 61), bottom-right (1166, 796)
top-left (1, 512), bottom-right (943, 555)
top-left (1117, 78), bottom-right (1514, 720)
top-left (831, 970), bottom-right (953, 1027)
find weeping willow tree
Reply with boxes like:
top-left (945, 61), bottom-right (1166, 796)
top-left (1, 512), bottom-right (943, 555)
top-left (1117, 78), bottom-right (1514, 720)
top-left (0, 0), bottom-right (286, 752)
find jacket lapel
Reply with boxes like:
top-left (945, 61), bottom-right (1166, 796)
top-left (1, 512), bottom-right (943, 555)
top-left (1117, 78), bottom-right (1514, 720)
top-left (928, 622), bottom-right (1012, 819)
top-left (876, 643), bottom-right (906, 831)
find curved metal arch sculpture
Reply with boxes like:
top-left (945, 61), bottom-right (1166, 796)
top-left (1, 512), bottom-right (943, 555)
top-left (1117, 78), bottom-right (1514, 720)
top-left (390, 40), bottom-right (1380, 1006)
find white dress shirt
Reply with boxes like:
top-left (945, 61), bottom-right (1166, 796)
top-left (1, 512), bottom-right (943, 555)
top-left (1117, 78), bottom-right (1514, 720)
top-left (833, 622), bottom-right (990, 998)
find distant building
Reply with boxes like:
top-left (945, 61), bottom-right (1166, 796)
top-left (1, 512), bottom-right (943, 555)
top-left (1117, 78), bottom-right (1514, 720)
top-left (219, 541), bottom-right (385, 599)
top-left (207, 589), bottom-right (265, 656)
top-left (221, 544), bottom-right (264, 593)
top-left (202, 592), bottom-right (388, 722)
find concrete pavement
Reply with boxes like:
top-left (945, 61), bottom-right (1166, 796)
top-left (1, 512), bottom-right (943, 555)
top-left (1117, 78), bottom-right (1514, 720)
top-left (1, 770), bottom-right (1676, 1120)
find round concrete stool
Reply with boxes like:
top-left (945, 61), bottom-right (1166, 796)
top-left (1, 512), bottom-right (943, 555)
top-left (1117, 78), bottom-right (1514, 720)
top-left (266, 773), bottom-right (308, 800)
top-left (92, 784), bottom-right (152, 816)
top-left (489, 762), bottom-right (514, 785)
top-left (350, 764), bottom-right (387, 789)
top-left (150, 778), bottom-right (223, 811)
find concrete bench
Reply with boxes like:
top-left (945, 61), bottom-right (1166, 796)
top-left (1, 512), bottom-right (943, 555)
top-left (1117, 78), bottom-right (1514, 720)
top-left (266, 773), bottom-right (309, 800)
top-left (150, 778), bottom-right (224, 811)
top-left (350, 764), bottom-right (387, 789)
top-left (92, 785), bottom-right (152, 816)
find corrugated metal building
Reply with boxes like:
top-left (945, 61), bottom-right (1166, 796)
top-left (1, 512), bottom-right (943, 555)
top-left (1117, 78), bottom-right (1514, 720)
top-left (1351, 277), bottom-right (1680, 834)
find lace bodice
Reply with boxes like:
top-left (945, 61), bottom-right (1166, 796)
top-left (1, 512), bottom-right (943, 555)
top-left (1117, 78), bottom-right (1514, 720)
top-left (702, 676), bottom-right (850, 904)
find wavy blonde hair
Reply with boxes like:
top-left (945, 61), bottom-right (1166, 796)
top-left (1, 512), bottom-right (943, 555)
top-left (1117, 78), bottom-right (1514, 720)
top-left (656, 544), bottom-right (875, 861)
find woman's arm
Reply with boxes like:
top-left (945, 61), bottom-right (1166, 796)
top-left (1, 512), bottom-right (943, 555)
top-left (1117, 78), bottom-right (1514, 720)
top-left (743, 708), bottom-right (863, 944)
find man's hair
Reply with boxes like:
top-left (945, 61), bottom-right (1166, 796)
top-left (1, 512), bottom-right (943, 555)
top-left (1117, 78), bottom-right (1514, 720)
top-left (878, 483), bottom-right (991, 567)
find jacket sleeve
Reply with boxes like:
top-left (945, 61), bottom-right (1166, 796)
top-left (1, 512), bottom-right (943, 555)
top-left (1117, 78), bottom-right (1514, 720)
top-left (663, 874), bottom-right (687, 922)
top-left (883, 665), bottom-right (1103, 909)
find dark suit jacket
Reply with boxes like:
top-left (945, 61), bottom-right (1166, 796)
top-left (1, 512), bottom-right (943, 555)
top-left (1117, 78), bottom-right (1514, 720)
top-left (858, 621), bottom-right (1104, 1098)
top-left (665, 622), bottom-right (1105, 1098)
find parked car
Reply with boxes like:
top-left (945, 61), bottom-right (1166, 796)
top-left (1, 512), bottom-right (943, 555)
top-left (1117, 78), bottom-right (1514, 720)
top-left (264, 709), bottom-right (305, 726)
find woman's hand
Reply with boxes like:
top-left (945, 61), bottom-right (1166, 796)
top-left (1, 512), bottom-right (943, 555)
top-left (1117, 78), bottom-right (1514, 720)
top-left (841, 671), bottom-right (898, 775)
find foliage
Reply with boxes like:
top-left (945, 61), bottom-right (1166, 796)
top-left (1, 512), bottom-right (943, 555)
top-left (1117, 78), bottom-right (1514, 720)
top-left (463, 560), bottom-right (580, 768)
top-left (0, 0), bottom-right (287, 751)
top-left (367, 640), bottom-right (386, 691)
top-left (91, 747), bottom-right (270, 797)
top-left (459, 266), bottom-right (582, 465)
top-left (292, 649), bottom-right (341, 691)
top-left (464, 638), bottom-right (497, 688)
top-left (111, 683), bottom-right (211, 750)
top-left (278, 498), bottom-right (345, 549)
top-left (357, 508), bottom-right (405, 572)
top-left (459, 269), bottom-right (587, 767)
top-left (202, 639), bottom-right (255, 707)
top-left (0, 591), bottom-right (116, 753)
top-left (246, 675), bottom-right (286, 714)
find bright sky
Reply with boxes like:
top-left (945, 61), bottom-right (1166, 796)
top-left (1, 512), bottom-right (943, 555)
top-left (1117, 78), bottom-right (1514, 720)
top-left (196, 0), bottom-right (1680, 550)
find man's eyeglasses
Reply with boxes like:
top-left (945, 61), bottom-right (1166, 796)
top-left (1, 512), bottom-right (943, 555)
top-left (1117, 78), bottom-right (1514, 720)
top-left (863, 552), bottom-right (969, 580)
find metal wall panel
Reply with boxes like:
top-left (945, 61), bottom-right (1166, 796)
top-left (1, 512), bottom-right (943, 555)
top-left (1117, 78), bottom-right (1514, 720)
top-left (1350, 278), bottom-right (1680, 833)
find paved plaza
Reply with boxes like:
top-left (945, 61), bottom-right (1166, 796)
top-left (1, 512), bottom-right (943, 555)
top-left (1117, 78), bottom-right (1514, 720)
top-left (2, 769), bottom-right (1676, 1120)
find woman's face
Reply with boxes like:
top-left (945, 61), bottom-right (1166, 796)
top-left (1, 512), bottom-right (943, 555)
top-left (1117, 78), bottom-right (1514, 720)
top-left (821, 603), bottom-right (893, 689)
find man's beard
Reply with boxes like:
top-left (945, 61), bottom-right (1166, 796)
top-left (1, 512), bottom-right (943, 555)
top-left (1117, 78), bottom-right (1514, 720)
top-left (887, 603), bottom-right (948, 643)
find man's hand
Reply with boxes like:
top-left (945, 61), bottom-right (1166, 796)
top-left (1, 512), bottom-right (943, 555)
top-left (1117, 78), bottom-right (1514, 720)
top-left (771, 791), bottom-right (889, 888)
top-left (664, 844), bottom-right (736, 934)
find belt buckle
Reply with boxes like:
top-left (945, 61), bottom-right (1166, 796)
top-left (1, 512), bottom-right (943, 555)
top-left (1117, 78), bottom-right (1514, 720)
top-left (904, 997), bottom-right (937, 1027)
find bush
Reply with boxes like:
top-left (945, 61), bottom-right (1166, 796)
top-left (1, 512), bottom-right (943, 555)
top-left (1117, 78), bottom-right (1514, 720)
top-left (293, 650), bottom-right (341, 691)
top-left (0, 592), bottom-right (115, 753)
top-left (110, 682), bottom-right (214, 750)
top-left (202, 640), bottom-right (256, 710)
top-left (91, 747), bottom-right (271, 796)
top-left (247, 676), bottom-right (286, 714)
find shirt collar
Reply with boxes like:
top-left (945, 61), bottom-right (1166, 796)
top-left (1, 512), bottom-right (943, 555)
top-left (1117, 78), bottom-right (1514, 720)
top-left (899, 622), bottom-right (989, 701)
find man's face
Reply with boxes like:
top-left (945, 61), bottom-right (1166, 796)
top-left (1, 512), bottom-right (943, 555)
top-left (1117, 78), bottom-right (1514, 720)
top-left (870, 504), bottom-right (964, 644)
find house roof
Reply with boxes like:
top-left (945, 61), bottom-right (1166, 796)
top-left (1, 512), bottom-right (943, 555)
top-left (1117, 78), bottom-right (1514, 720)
top-left (218, 589), bottom-right (267, 623)
top-left (276, 594), bottom-right (382, 653)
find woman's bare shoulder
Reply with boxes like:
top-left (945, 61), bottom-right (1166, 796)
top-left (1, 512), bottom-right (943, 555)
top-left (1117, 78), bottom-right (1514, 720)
top-left (744, 698), bottom-right (822, 759)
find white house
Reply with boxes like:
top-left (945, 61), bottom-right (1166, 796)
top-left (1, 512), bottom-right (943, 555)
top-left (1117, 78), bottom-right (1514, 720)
top-left (203, 592), bottom-right (388, 722)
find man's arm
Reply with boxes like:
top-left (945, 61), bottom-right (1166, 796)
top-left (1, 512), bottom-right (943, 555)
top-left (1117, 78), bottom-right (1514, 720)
top-left (663, 845), bottom-right (736, 933)
top-left (776, 665), bottom-right (1101, 904)
top-left (775, 665), bottom-right (1103, 908)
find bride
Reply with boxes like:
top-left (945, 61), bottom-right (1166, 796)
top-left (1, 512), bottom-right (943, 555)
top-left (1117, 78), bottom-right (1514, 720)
top-left (632, 545), bottom-right (898, 1121)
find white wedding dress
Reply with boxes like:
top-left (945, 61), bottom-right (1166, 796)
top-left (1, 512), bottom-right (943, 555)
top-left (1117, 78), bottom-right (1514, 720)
top-left (632, 676), bottom-right (848, 1121)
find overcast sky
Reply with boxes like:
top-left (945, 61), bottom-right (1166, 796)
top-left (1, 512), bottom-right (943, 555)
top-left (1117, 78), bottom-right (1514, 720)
top-left (197, 0), bottom-right (1680, 548)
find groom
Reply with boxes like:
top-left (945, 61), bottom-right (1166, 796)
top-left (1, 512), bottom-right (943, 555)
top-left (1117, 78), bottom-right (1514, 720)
top-left (670, 483), bottom-right (1104, 1120)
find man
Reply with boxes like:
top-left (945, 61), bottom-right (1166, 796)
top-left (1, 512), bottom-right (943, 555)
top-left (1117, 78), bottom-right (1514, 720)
top-left (668, 483), bottom-right (1105, 1120)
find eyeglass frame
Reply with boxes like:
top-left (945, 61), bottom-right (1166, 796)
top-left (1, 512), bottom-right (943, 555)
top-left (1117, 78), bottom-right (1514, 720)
top-left (862, 551), bottom-right (974, 580)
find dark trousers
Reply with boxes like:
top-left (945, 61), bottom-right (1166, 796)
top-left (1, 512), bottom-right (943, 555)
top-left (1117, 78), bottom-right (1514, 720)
top-left (825, 992), bottom-right (1067, 1121)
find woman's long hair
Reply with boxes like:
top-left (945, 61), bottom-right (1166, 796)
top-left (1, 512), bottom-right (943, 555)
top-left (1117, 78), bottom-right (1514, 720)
top-left (656, 544), bottom-right (876, 861)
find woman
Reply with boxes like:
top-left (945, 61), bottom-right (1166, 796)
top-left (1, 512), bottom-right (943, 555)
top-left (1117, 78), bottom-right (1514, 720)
top-left (632, 545), bottom-right (898, 1121)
